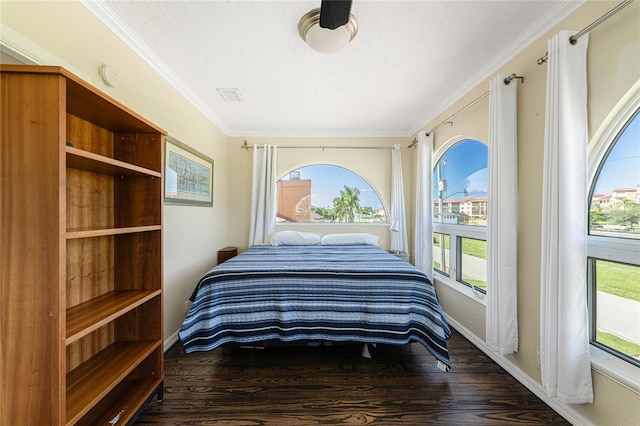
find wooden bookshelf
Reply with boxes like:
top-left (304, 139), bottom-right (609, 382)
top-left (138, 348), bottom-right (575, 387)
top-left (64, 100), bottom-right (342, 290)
top-left (66, 146), bottom-right (162, 178)
top-left (66, 341), bottom-right (160, 423)
top-left (1, 64), bottom-right (165, 425)
top-left (66, 290), bottom-right (162, 344)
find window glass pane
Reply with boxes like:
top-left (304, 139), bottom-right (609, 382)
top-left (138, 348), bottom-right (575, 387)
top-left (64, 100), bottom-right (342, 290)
top-left (433, 233), bottom-right (450, 275)
top-left (592, 259), bottom-right (640, 364)
top-left (276, 165), bottom-right (386, 223)
top-left (589, 109), bottom-right (640, 239)
top-left (459, 237), bottom-right (487, 293)
top-left (433, 139), bottom-right (488, 226)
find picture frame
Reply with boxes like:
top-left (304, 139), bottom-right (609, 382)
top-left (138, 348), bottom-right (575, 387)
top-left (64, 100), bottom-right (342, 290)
top-left (164, 136), bottom-right (214, 207)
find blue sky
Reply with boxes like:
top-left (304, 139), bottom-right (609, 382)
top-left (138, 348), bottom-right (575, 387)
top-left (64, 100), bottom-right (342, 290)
top-left (280, 142), bottom-right (488, 210)
top-left (432, 139), bottom-right (488, 200)
top-left (593, 110), bottom-right (640, 194)
top-left (281, 164), bottom-right (384, 209)
top-left (278, 118), bottom-right (638, 210)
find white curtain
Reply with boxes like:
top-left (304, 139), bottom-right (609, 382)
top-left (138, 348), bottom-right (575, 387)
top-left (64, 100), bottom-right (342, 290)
top-left (248, 144), bottom-right (277, 246)
top-left (486, 74), bottom-right (519, 355)
top-left (390, 144), bottom-right (408, 254)
top-left (540, 30), bottom-right (593, 404)
top-left (414, 132), bottom-right (433, 279)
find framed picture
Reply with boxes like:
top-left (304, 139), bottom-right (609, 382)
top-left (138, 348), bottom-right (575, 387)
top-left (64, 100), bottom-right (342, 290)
top-left (164, 136), bottom-right (214, 207)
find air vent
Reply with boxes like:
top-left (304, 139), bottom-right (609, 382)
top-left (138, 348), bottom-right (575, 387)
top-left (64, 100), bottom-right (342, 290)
top-left (216, 88), bottom-right (244, 102)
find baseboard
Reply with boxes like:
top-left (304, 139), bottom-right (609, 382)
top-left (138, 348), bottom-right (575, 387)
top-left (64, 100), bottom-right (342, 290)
top-left (444, 314), bottom-right (593, 426)
top-left (164, 330), bottom-right (180, 353)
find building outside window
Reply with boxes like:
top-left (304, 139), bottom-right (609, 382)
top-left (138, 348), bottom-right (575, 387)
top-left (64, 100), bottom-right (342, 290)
top-left (588, 104), bottom-right (640, 377)
top-left (432, 138), bottom-right (488, 297)
top-left (276, 164), bottom-right (387, 223)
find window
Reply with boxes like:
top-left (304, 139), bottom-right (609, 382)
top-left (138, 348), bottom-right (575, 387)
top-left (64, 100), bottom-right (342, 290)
top-left (460, 237), bottom-right (487, 293)
top-left (276, 164), bottom-right (387, 223)
top-left (432, 139), bottom-right (488, 298)
top-left (433, 233), bottom-right (450, 275)
top-left (588, 105), bottom-right (640, 376)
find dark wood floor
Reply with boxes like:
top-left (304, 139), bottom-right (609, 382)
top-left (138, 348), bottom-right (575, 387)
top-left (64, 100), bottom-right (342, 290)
top-left (135, 329), bottom-right (569, 425)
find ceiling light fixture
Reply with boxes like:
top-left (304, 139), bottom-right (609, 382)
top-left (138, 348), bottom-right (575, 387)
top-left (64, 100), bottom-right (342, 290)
top-left (298, 7), bottom-right (358, 54)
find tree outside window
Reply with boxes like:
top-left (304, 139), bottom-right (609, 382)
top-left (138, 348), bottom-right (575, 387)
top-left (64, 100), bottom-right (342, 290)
top-left (588, 107), bottom-right (640, 366)
top-left (432, 139), bottom-right (488, 295)
top-left (276, 164), bottom-right (387, 223)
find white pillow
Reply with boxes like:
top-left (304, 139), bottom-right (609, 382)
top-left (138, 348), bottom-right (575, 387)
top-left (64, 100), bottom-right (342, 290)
top-left (320, 233), bottom-right (380, 246)
top-left (269, 230), bottom-right (322, 246)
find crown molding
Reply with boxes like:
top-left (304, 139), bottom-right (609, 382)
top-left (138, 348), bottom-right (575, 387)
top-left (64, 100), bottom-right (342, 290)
top-left (410, 0), bottom-right (587, 136)
top-left (228, 128), bottom-right (414, 138)
top-left (80, 0), bottom-right (586, 139)
top-left (79, 0), bottom-right (231, 135)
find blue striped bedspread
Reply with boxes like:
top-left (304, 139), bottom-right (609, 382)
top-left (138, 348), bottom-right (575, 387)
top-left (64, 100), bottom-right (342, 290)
top-left (179, 244), bottom-right (451, 369)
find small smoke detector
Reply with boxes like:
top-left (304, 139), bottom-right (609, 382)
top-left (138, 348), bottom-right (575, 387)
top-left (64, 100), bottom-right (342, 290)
top-left (216, 88), bottom-right (244, 102)
top-left (100, 65), bottom-right (120, 87)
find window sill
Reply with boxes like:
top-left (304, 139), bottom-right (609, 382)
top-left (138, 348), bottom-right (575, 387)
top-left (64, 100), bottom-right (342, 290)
top-left (590, 345), bottom-right (640, 393)
top-left (433, 271), bottom-right (486, 307)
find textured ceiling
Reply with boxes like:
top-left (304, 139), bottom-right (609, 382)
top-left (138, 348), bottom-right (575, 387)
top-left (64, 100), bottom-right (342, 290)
top-left (85, 1), bottom-right (583, 137)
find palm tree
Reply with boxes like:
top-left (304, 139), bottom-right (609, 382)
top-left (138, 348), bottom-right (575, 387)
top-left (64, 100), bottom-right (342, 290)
top-left (613, 198), bottom-right (640, 228)
top-left (313, 206), bottom-right (337, 222)
top-left (358, 206), bottom-right (374, 220)
top-left (333, 186), bottom-right (361, 222)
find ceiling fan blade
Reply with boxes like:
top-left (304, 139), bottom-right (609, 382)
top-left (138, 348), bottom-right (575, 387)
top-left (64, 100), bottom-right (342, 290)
top-left (319, 0), bottom-right (352, 30)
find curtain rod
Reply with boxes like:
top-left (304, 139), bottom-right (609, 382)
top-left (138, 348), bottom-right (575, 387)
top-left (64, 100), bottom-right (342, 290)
top-left (241, 141), bottom-right (392, 150)
top-left (408, 73), bottom-right (523, 148)
top-left (537, 0), bottom-right (635, 65)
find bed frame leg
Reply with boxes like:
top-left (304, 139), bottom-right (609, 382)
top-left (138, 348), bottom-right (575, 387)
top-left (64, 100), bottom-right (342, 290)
top-left (156, 382), bottom-right (164, 402)
top-left (362, 343), bottom-right (372, 358)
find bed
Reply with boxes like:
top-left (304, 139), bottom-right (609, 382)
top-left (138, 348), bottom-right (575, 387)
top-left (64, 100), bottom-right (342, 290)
top-left (179, 237), bottom-right (451, 370)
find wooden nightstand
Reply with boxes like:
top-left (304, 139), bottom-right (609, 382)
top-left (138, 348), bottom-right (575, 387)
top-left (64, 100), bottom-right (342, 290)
top-left (218, 246), bottom-right (238, 264)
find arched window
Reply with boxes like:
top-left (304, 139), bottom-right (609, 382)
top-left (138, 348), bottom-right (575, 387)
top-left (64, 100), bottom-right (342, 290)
top-left (432, 138), bottom-right (488, 296)
top-left (588, 102), bottom-right (640, 375)
top-left (276, 164), bottom-right (387, 223)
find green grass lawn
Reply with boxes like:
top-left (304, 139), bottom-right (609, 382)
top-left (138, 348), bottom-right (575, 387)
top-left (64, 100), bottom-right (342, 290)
top-left (597, 331), bottom-right (640, 360)
top-left (432, 235), bottom-right (639, 302)
top-left (463, 278), bottom-right (487, 292)
top-left (456, 239), bottom-right (639, 302)
top-left (461, 238), bottom-right (486, 260)
top-left (461, 238), bottom-right (487, 292)
top-left (433, 233), bottom-right (449, 274)
top-left (596, 260), bottom-right (640, 302)
top-left (433, 235), bottom-right (487, 291)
